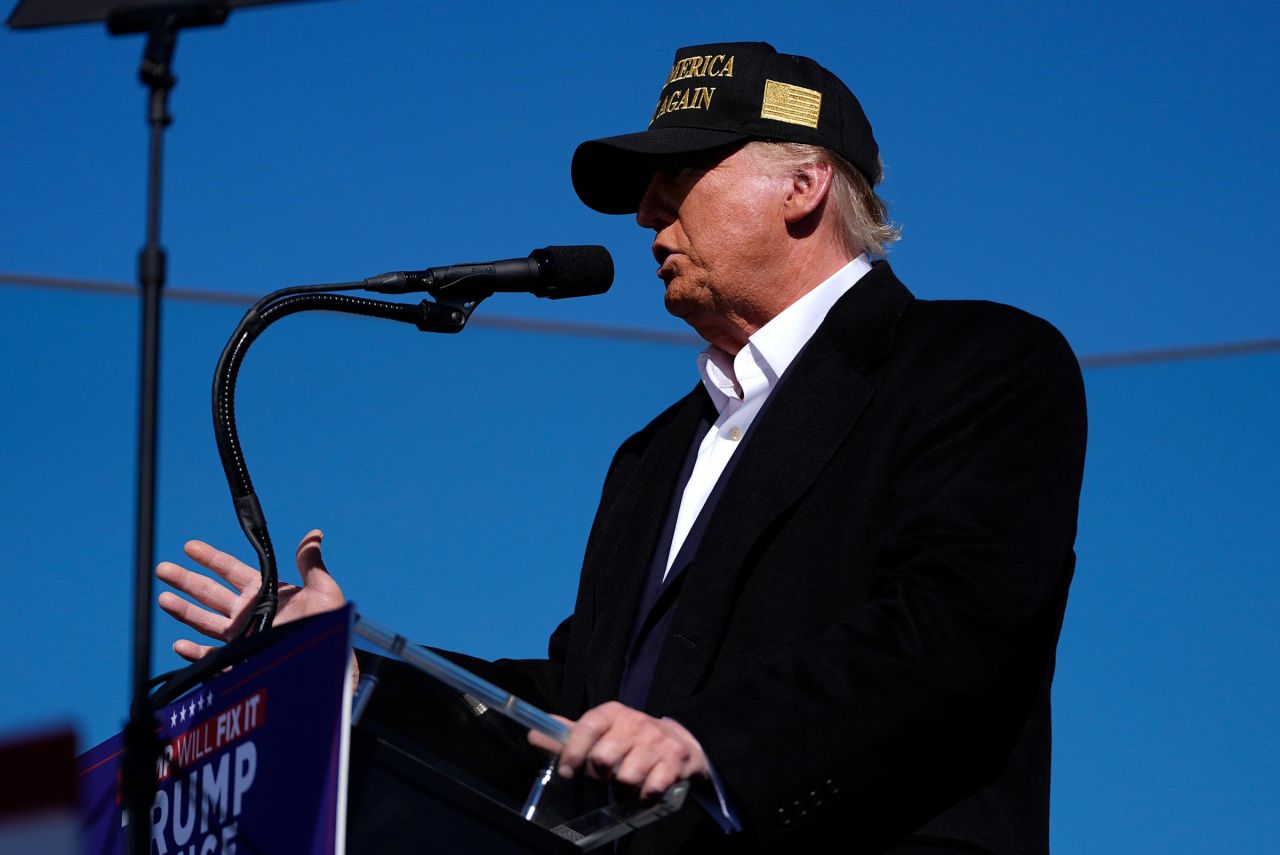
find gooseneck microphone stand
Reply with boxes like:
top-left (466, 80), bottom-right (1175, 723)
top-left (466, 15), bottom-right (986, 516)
top-left (212, 285), bottom-right (475, 636)
top-left (125, 281), bottom-right (476, 851)
top-left (210, 243), bottom-right (613, 634)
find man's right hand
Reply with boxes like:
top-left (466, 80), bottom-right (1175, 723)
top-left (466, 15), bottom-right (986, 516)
top-left (156, 529), bottom-right (347, 662)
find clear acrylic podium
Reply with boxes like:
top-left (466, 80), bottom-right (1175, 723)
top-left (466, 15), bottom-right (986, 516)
top-left (346, 614), bottom-right (689, 853)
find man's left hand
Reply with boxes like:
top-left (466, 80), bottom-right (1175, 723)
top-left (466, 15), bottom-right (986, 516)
top-left (527, 701), bottom-right (709, 799)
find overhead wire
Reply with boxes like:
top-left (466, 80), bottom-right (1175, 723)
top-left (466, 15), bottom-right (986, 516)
top-left (3, 270), bottom-right (1278, 368)
top-left (0, 270), bottom-right (703, 346)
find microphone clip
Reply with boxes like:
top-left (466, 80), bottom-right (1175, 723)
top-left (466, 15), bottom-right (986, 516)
top-left (415, 297), bottom-right (474, 334)
top-left (363, 266), bottom-right (517, 304)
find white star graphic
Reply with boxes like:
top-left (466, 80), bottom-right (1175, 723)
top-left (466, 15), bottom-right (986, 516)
top-left (196, 695), bottom-right (205, 712)
top-left (170, 710), bottom-right (177, 727)
top-left (179, 706), bottom-right (187, 723)
top-left (188, 701), bottom-right (196, 719)
top-left (206, 691), bottom-right (214, 706)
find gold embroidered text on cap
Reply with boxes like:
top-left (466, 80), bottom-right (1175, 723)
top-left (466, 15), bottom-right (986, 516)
top-left (571, 42), bottom-right (883, 213)
top-left (760, 80), bottom-right (822, 129)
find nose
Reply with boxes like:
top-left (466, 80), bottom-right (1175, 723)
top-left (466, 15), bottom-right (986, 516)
top-left (635, 171), bottom-right (673, 231)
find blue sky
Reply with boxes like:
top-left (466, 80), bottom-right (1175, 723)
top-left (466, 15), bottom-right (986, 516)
top-left (1, 2), bottom-right (1277, 850)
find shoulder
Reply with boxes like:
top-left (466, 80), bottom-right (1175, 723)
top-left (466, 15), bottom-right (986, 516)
top-left (890, 296), bottom-right (1083, 388)
top-left (889, 297), bottom-right (1087, 456)
top-left (836, 280), bottom-right (1087, 450)
top-left (904, 297), bottom-right (1075, 356)
top-left (817, 262), bottom-right (1078, 385)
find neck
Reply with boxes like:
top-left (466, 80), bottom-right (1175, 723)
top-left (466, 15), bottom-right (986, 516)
top-left (710, 239), bottom-right (855, 355)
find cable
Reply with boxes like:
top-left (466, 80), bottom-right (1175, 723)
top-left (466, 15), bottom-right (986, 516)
top-left (0, 270), bottom-right (702, 346)
top-left (3, 270), bottom-right (1279, 367)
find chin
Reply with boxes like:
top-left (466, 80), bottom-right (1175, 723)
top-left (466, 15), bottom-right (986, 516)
top-left (663, 280), bottom-right (697, 311)
top-left (662, 289), bottom-right (688, 318)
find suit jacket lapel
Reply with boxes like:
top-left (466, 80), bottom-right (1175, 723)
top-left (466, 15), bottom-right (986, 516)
top-left (645, 262), bottom-right (914, 713)
top-left (581, 386), bottom-right (713, 707)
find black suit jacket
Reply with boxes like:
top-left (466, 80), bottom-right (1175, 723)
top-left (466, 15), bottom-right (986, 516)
top-left (422, 262), bottom-right (1087, 854)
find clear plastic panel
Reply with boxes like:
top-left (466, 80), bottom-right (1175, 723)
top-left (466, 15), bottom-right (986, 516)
top-left (353, 613), bottom-right (687, 850)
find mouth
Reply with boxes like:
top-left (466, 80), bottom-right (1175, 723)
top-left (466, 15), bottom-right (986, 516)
top-left (652, 244), bottom-right (678, 284)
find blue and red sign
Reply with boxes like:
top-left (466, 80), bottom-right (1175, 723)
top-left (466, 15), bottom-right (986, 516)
top-left (78, 605), bottom-right (354, 854)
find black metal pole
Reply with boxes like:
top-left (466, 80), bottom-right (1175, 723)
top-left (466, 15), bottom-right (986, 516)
top-left (123, 19), bottom-right (177, 855)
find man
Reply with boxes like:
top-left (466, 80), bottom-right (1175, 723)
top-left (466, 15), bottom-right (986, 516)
top-left (159, 42), bottom-right (1086, 854)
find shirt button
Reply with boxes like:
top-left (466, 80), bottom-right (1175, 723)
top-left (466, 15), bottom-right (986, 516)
top-left (728, 427), bottom-right (743, 441)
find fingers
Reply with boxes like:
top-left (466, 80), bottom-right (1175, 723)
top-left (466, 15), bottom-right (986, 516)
top-left (156, 553), bottom-right (251, 642)
top-left (156, 561), bottom-right (240, 616)
top-left (158, 590), bottom-right (237, 642)
top-left (182, 540), bottom-right (261, 590)
top-left (527, 713), bottom-right (572, 755)
top-left (159, 532), bottom-right (345, 652)
top-left (538, 701), bottom-right (707, 799)
top-left (554, 702), bottom-right (626, 778)
top-left (295, 530), bottom-right (335, 591)
top-left (528, 728), bottom-right (563, 755)
top-left (287, 530), bottom-right (346, 613)
top-left (173, 638), bottom-right (217, 662)
top-left (296, 530), bottom-right (325, 571)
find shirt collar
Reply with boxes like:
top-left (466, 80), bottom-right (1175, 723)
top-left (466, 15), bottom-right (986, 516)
top-left (698, 254), bottom-right (873, 409)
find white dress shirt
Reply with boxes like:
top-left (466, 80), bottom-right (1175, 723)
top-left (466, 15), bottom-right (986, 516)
top-left (663, 254), bottom-right (873, 579)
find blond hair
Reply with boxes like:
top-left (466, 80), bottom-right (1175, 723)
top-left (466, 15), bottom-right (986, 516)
top-left (747, 141), bottom-right (900, 257)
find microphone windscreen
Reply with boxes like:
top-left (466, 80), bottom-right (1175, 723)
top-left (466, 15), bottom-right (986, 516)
top-left (534, 245), bottom-right (614, 299)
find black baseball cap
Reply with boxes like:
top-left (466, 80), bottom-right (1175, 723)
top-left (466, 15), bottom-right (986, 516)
top-left (571, 41), bottom-right (880, 215)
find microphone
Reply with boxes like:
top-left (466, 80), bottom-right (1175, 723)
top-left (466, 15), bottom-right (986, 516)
top-left (364, 245), bottom-right (613, 301)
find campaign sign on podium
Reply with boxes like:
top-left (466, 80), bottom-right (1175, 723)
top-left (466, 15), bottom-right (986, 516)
top-left (77, 606), bottom-right (354, 854)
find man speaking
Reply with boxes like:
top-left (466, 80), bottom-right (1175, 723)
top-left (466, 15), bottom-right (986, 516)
top-left (159, 41), bottom-right (1087, 854)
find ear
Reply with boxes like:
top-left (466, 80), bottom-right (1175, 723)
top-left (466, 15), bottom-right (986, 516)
top-left (781, 160), bottom-right (834, 225)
